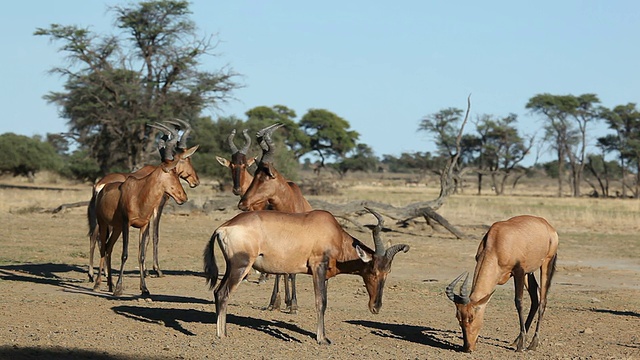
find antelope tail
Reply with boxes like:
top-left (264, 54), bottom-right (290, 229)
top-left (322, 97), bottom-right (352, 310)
top-left (547, 253), bottom-right (558, 289)
top-left (203, 231), bottom-right (220, 291)
top-left (87, 191), bottom-right (98, 238)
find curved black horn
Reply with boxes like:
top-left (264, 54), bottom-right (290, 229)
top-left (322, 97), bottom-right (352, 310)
top-left (149, 122), bottom-right (176, 160)
top-left (364, 207), bottom-right (386, 256)
top-left (166, 118), bottom-right (192, 149)
top-left (385, 244), bottom-right (410, 259)
top-left (257, 123), bottom-right (284, 164)
top-left (446, 272), bottom-right (471, 304)
top-left (227, 129), bottom-right (239, 153)
top-left (460, 273), bottom-right (470, 303)
top-left (256, 122), bottom-right (285, 138)
top-left (240, 129), bottom-right (251, 154)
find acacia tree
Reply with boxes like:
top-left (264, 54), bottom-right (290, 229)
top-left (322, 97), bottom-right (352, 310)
top-left (419, 108), bottom-right (463, 157)
top-left (601, 103), bottom-right (640, 198)
top-left (475, 113), bottom-right (532, 195)
top-left (526, 93), bottom-right (600, 197)
top-left (35, 0), bottom-right (239, 173)
top-left (418, 107), bottom-right (478, 193)
top-left (585, 135), bottom-right (621, 198)
top-left (299, 109), bottom-right (359, 170)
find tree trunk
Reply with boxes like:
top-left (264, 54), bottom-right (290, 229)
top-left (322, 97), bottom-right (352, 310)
top-left (557, 147), bottom-right (564, 197)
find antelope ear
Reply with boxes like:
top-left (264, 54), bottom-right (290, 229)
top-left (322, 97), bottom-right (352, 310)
top-left (162, 159), bottom-right (179, 173)
top-left (355, 245), bottom-right (373, 263)
top-left (181, 145), bottom-right (199, 159)
top-left (216, 156), bottom-right (230, 167)
top-left (263, 163), bottom-right (277, 178)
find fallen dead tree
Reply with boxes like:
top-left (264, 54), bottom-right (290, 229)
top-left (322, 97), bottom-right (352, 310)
top-left (308, 95), bottom-right (472, 239)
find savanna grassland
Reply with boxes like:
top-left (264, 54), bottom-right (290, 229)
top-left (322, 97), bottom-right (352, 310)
top-left (0, 172), bottom-right (639, 360)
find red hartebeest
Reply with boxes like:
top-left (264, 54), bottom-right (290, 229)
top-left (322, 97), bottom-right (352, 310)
top-left (446, 215), bottom-right (559, 352)
top-left (87, 119), bottom-right (199, 282)
top-left (216, 128), bottom-right (271, 284)
top-left (216, 128), bottom-right (255, 196)
top-left (203, 207), bottom-right (409, 345)
top-left (238, 123), bottom-right (312, 313)
top-left (93, 146), bottom-right (197, 296)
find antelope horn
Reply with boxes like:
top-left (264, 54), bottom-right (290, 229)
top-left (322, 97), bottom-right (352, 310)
top-left (149, 122), bottom-right (176, 161)
top-left (240, 129), bottom-right (251, 155)
top-left (257, 123), bottom-right (284, 164)
top-left (385, 244), bottom-right (410, 259)
top-left (364, 207), bottom-right (386, 256)
top-left (256, 122), bottom-right (285, 138)
top-left (446, 272), bottom-right (471, 304)
top-left (227, 129), bottom-right (239, 153)
top-left (166, 118), bottom-right (192, 149)
top-left (460, 273), bottom-right (471, 304)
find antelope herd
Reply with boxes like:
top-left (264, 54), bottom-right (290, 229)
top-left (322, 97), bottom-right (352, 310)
top-left (86, 120), bottom-right (559, 353)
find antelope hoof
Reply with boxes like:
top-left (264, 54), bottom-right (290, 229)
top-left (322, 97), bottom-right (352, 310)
top-left (141, 289), bottom-right (151, 298)
top-left (92, 283), bottom-right (101, 291)
top-left (317, 337), bottom-right (332, 345)
top-left (88, 274), bottom-right (94, 283)
top-left (513, 334), bottom-right (526, 352)
top-left (285, 304), bottom-right (298, 314)
top-left (527, 335), bottom-right (539, 351)
top-left (258, 273), bottom-right (269, 284)
top-left (113, 285), bottom-right (124, 297)
top-left (267, 296), bottom-right (281, 311)
top-left (154, 268), bottom-right (164, 278)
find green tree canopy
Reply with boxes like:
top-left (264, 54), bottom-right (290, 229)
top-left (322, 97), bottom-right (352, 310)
top-left (244, 105), bottom-right (310, 160)
top-left (526, 93), bottom-right (601, 197)
top-left (35, 0), bottom-right (239, 174)
top-left (418, 107), bottom-right (463, 157)
top-left (475, 113), bottom-right (532, 194)
top-left (0, 133), bottom-right (62, 180)
top-left (600, 103), bottom-right (640, 197)
top-left (299, 109), bottom-right (359, 167)
top-left (333, 143), bottom-right (379, 177)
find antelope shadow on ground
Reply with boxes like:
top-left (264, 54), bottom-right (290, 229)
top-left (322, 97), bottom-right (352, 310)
top-left (345, 319), bottom-right (516, 352)
top-left (0, 345), bottom-right (146, 360)
top-left (0, 263), bottom-right (209, 304)
top-left (591, 308), bottom-right (640, 318)
top-left (112, 306), bottom-right (315, 341)
top-left (345, 319), bottom-right (459, 350)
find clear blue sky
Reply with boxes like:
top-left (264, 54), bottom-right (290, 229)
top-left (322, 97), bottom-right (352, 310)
top-left (1, 1), bottom-right (638, 164)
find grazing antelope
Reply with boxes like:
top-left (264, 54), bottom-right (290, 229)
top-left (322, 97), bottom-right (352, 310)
top-left (93, 146), bottom-right (198, 297)
top-left (87, 119), bottom-right (199, 282)
top-left (216, 128), bottom-right (255, 196)
top-left (446, 215), bottom-right (559, 352)
top-left (203, 207), bottom-right (409, 345)
top-left (238, 123), bottom-right (312, 313)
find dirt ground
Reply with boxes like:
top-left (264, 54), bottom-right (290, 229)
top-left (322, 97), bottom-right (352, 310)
top-left (0, 182), bottom-right (639, 360)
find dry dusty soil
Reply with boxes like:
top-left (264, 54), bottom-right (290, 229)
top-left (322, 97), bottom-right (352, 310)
top-left (0, 184), bottom-right (639, 360)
